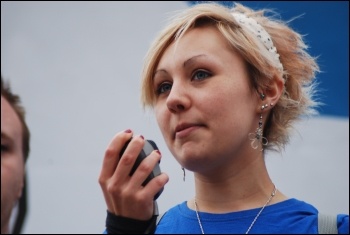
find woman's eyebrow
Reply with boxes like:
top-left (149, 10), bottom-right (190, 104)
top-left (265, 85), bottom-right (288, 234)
top-left (183, 54), bottom-right (207, 68)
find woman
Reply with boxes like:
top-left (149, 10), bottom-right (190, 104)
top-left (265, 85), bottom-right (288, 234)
top-left (99, 2), bottom-right (349, 233)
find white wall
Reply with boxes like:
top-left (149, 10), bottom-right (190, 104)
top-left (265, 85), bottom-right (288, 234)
top-left (1, 2), bottom-right (348, 234)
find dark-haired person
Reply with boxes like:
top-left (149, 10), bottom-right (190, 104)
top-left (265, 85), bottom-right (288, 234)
top-left (1, 76), bottom-right (30, 234)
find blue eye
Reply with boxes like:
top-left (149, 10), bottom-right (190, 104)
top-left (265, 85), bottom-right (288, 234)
top-left (157, 82), bottom-right (172, 95)
top-left (193, 70), bottom-right (210, 81)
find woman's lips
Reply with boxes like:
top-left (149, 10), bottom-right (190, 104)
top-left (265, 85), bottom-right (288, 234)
top-left (175, 124), bottom-right (203, 138)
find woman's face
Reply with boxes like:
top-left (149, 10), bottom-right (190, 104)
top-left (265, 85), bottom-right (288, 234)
top-left (153, 26), bottom-right (259, 173)
top-left (1, 96), bottom-right (24, 233)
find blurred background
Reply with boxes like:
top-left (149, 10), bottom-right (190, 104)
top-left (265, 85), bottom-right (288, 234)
top-left (1, 1), bottom-right (348, 233)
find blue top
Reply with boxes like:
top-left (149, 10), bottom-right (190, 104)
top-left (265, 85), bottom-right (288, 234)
top-left (156, 199), bottom-right (349, 234)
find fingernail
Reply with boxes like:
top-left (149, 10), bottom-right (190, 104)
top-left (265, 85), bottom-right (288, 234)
top-left (124, 129), bottom-right (132, 133)
top-left (156, 150), bottom-right (161, 163)
top-left (139, 135), bottom-right (144, 140)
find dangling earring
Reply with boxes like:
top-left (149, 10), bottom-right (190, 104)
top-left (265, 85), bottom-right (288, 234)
top-left (182, 167), bottom-right (186, 182)
top-left (248, 104), bottom-right (269, 151)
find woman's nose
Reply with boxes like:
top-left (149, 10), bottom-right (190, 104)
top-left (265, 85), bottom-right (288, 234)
top-left (166, 82), bottom-right (190, 113)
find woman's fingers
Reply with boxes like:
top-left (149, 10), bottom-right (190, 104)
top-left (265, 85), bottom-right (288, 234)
top-left (98, 129), bottom-right (133, 212)
top-left (99, 130), bottom-right (169, 220)
top-left (128, 150), bottom-right (168, 200)
top-left (112, 135), bottom-right (145, 185)
top-left (99, 129), bottom-right (133, 183)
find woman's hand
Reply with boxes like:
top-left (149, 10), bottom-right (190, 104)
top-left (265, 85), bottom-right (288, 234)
top-left (98, 129), bottom-right (169, 220)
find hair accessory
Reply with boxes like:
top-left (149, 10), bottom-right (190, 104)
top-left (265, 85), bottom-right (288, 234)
top-left (232, 12), bottom-right (283, 73)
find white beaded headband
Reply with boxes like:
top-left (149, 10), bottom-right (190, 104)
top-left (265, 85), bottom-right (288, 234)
top-left (232, 12), bottom-right (284, 73)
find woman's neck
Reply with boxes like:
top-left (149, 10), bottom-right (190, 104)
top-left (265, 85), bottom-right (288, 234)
top-left (190, 156), bottom-right (287, 213)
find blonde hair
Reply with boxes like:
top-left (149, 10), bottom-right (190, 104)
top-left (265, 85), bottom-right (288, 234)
top-left (141, 2), bottom-right (320, 152)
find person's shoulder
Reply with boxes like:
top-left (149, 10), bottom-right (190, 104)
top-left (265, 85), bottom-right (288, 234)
top-left (156, 201), bottom-right (188, 230)
top-left (158, 201), bottom-right (189, 221)
top-left (163, 201), bottom-right (188, 214)
top-left (288, 199), bottom-right (348, 233)
top-left (337, 214), bottom-right (349, 234)
top-left (272, 198), bottom-right (318, 212)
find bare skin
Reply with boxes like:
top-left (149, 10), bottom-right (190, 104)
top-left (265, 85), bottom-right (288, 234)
top-left (99, 25), bottom-right (286, 222)
top-left (1, 96), bottom-right (25, 234)
top-left (153, 25), bottom-right (287, 213)
top-left (99, 131), bottom-right (169, 220)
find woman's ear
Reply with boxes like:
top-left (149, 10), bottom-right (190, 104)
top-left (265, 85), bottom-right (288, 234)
top-left (257, 75), bottom-right (284, 112)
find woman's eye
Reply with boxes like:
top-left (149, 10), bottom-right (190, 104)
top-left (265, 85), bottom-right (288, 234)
top-left (1, 144), bottom-right (9, 154)
top-left (192, 70), bottom-right (211, 81)
top-left (156, 82), bottom-right (172, 95)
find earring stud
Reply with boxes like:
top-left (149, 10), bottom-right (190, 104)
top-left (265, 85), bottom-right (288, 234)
top-left (260, 93), bottom-right (265, 100)
top-left (261, 104), bottom-right (268, 110)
